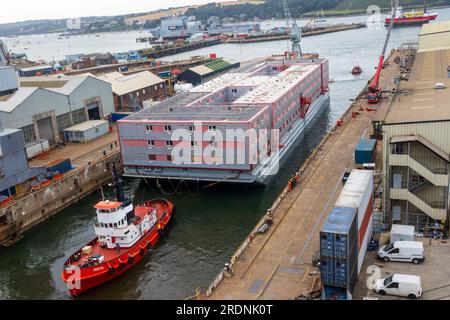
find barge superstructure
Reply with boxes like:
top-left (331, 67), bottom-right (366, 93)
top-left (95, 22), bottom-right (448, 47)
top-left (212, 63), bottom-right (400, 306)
top-left (118, 57), bottom-right (329, 184)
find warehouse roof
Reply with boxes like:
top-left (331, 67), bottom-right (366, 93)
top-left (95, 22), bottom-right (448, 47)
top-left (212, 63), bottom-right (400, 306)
top-left (189, 65), bottom-right (214, 76)
top-left (1, 75), bottom-right (111, 113)
top-left (384, 48), bottom-right (450, 124)
top-left (96, 71), bottom-right (164, 96)
top-left (64, 120), bottom-right (108, 132)
top-left (204, 59), bottom-right (232, 71)
top-left (419, 21), bottom-right (450, 52)
top-left (0, 87), bottom-right (40, 113)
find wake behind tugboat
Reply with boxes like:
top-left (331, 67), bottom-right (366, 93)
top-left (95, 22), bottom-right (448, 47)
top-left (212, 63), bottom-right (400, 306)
top-left (61, 164), bottom-right (175, 296)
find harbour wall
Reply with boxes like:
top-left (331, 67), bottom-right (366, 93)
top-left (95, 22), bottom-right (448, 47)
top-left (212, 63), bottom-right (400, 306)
top-left (0, 152), bottom-right (122, 247)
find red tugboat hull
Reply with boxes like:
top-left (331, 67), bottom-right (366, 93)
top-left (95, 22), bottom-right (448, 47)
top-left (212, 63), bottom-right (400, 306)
top-left (61, 199), bottom-right (174, 296)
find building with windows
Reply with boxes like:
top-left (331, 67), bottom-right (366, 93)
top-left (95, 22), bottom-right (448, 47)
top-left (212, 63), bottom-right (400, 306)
top-left (95, 71), bottom-right (167, 111)
top-left (118, 57), bottom-right (330, 184)
top-left (382, 21), bottom-right (450, 232)
top-left (0, 74), bottom-right (114, 145)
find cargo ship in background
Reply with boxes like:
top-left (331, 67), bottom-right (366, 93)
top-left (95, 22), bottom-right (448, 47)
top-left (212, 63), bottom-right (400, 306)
top-left (118, 55), bottom-right (330, 184)
top-left (61, 165), bottom-right (175, 295)
top-left (385, 0), bottom-right (437, 27)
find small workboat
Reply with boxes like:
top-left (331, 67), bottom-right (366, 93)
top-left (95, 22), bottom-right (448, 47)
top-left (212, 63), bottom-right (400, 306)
top-left (352, 66), bottom-right (363, 75)
top-left (61, 165), bottom-right (175, 296)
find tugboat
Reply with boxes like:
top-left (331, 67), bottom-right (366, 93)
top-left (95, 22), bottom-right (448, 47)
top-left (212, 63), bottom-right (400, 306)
top-left (61, 163), bottom-right (175, 296)
top-left (351, 66), bottom-right (363, 75)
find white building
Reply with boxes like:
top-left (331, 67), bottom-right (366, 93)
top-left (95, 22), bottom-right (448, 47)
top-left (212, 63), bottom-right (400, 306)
top-left (0, 75), bottom-right (114, 145)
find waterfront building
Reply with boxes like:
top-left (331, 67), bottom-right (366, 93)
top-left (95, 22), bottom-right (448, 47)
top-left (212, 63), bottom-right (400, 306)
top-left (95, 71), bottom-right (167, 111)
top-left (382, 21), bottom-right (450, 232)
top-left (19, 65), bottom-right (54, 77)
top-left (0, 128), bottom-right (44, 199)
top-left (177, 59), bottom-right (240, 86)
top-left (0, 74), bottom-right (114, 145)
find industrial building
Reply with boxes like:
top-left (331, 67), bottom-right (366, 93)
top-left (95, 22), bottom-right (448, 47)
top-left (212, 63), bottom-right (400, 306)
top-left (70, 53), bottom-right (117, 70)
top-left (95, 71), bottom-right (167, 111)
top-left (0, 74), bottom-right (114, 146)
top-left (177, 59), bottom-right (240, 86)
top-left (19, 65), bottom-right (54, 77)
top-left (0, 128), bottom-right (44, 200)
top-left (382, 21), bottom-right (450, 233)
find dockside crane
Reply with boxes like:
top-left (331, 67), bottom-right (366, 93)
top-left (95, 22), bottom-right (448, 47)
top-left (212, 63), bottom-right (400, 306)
top-left (367, 0), bottom-right (399, 103)
top-left (283, 0), bottom-right (302, 58)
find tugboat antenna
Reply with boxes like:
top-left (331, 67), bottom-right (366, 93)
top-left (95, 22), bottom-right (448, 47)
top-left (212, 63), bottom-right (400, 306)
top-left (111, 161), bottom-right (126, 202)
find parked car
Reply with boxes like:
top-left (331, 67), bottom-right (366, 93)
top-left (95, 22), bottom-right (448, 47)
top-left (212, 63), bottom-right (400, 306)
top-left (435, 82), bottom-right (446, 89)
top-left (378, 241), bottom-right (425, 264)
top-left (374, 274), bottom-right (422, 299)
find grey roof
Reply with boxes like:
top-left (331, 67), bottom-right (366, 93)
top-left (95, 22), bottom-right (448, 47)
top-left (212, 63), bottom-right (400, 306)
top-left (0, 87), bottom-right (40, 113)
top-left (122, 92), bottom-right (264, 122)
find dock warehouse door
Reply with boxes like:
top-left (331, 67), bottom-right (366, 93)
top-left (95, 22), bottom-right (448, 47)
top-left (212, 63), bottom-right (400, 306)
top-left (87, 102), bottom-right (100, 120)
top-left (37, 117), bottom-right (55, 145)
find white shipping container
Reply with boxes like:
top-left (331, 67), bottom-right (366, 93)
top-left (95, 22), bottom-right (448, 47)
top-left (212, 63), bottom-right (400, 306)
top-left (390, 224), bottom-right (415, 243)
top-left (335, 169), bottom-right (374, 275)
top-left (25, 139), bottom-right (50, 159)
top-left (0, 66), bottom-right (19, 93)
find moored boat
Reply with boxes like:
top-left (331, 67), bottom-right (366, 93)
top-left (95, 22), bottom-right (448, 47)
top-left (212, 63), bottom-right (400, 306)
top-left (385, 1), bottom-right (437, 27)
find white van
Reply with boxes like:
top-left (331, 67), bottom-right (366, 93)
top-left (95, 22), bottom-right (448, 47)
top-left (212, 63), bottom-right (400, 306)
top-left (374, 274), bottom-right (422, 299)
top-left (435, 82), bottom-right (446, 89)
top-left (378, 241), bottom-right (424, 264)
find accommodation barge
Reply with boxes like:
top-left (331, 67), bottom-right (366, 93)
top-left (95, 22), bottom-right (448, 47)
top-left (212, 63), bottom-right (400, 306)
top-left (118, 57), bottom-right (330, 184)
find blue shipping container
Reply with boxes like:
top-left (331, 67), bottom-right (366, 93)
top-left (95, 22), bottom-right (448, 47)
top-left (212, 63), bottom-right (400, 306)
top-left (322, 285), bottom-right (351, 300)
top-left (355, 139), bottom-right (377, 165)
top-left (320, 256), bottom-right (358, 291)
top-left (111, 112), bottom-right (132, 122)
top-left (158, 71), bottom-right (172, 78)
top-left (320, 207), bottom-right (358, 259)
top-left (47, 158), bottom-right (72, 174)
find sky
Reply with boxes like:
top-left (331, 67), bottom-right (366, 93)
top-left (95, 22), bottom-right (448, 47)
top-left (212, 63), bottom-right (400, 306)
top-left (0, 0), bottom-right (229, 24)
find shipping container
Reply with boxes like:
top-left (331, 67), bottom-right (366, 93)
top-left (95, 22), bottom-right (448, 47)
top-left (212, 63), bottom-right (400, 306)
top-left (46, 158), bottom-right (72, 174)
top-left (158, 71), bottom-right (172, 78)
top-left (111, 112), bottom-right (132, 122)
top-left (25, 139), bottom-right (50, 159)
top-left (390, 224), bottom-right (415, 243)
top-left (322, 285), bottom-right (352, 300)
top-left (320, 207), bottom-right (358, 259)
top-left (320, 258), bottom-right (357, 289)
top-left (335, 170), bottom-right (374, 275)
top-left (0, 66), bottom-right (19, 94)
top-left (320, 207), bottom-right (358, 292)
top-left (63, 120), bottom-right (109, 143)
top-left (355, 139), bottom-right (377, 165)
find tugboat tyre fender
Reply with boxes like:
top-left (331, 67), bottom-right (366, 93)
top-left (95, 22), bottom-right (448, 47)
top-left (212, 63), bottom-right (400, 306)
top-left (108, 267), bottom-right (115, 274)
top-left (139, 249), bottom-right (145, 256)
top-left (147, 242), bottom-right (152, 250)
top-left (128, 256), bottom-right (134, 264)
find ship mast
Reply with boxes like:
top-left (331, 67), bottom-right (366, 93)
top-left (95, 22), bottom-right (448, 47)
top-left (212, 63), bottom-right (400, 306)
top-left (111, 161), bottom-right (126, 203)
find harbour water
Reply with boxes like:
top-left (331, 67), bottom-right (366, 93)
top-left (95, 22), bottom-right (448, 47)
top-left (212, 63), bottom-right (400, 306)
top-left (1, 8), bottom-right (449, 300)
